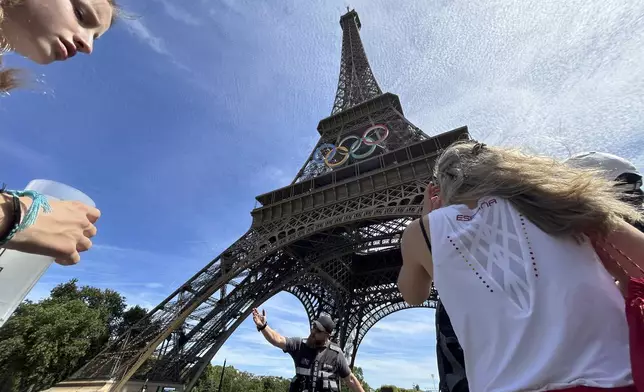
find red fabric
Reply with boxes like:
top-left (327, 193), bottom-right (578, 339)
top-left (626, 277), bottom-right (644, 391)
top-left (589, 232), bottom-right (643, 392)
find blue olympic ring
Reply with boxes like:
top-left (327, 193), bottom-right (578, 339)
top-left (312, 125), bottom-right (390, 168)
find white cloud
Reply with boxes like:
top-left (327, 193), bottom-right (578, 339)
top-left (154, 0), bottom-right (201, 26)
top-left (122, 18), bottom-right (169, 56)
top-left (259, 166), bottom-right (294, 189)
top-left (372, 316), bottom-right (436, 335)
top-left (357, 352), bottom-right (440, 390)
top-left (357, 0), bottom-right (644, 163)
top-left (214, 345), bottom-right (293, 378)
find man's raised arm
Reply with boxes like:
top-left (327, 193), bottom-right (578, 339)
top-left (342, 373), bottom-right (366, 392)
top-left (252, 308), bottom-right (287, 350)
top-left (337, 353), bottom-right (366, 392)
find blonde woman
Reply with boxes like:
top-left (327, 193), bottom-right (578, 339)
top-left (1, 0), bottom-right (117, 91)
top-left (399, 141), bottom-right (643, 392)
top-left (0, 0), bottom-right (117, 262)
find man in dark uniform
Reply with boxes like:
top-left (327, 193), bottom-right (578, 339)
top-left (252, 308), bottom-right (366, 392)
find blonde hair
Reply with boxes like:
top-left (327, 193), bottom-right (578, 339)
top-left (0, 0), bottom-right (118, 93)
top-left (0, 0), bottom-right (20, 92)
top-left (434, 140), bottom-right (643, 239)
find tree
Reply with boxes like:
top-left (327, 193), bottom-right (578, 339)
top-left (192, 363), bottom-right (291, 392)
top-left (0, 280), bottom-right (148, 392)
top-left (116, 305), bottom-right (149, 336)
top-left (49, 279), bottom-right (126, 332)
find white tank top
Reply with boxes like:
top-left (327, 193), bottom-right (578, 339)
top-left (428, 197), bottom-right (633, 392)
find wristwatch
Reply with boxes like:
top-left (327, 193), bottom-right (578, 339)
top-left (257, 322), bottom-right (267, 331)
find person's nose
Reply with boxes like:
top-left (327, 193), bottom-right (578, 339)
top-left (73, 35), bottom-right (93, 55)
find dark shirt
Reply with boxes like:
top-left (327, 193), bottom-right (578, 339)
top-left (284, 337), bottom-right (351, 392)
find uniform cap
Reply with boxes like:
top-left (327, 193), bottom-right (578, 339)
top-left (564, 151), bottom-right (641, 181)
top-left (313, 315), bottom-right (335, 334)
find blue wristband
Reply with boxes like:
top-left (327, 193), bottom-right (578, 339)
top-left (0, 189), bottom-right (51, 245)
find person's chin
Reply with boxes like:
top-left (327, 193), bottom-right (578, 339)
top-left (22, 42), bottom-right (60, 65)
top-left (34, 56), bottom-right (55, 65)
top-left (23, 50), bottom-right (56, 65)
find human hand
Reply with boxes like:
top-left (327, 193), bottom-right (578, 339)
top-left (421, 182), bottom-right (442, 216)
top-left (252, 308), bottom-right (267, 328)
top-left (4, 196), bottom-right (100, 266)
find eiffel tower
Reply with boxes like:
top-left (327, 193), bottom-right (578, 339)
top-left (52, 8), bottom-right (469, 392)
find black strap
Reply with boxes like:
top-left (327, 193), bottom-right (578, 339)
top-left (419, 217), bottom-right (432, 253)
top-left (0, 189), bottom-right (21, 246)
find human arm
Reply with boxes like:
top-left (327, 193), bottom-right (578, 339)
top-left (336, 354), bottom-right (365, 392)
top-left (608, 220), bottom-right (644, 267)
top-left (260, 325), bottom-right (288, 350)
top-left (594, 220), bottom-right (644, 295)
top-left (0, 192), bottom-right (100, 265)
top-left (398, 216), bottom-right (434, 305)
top-left (252, 308), bottom-right (295, 351)
top-left (342, 372), bottom-right (366, 392)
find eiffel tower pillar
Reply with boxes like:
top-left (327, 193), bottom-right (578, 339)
top-left (49, 8), bottom-right (469, 392)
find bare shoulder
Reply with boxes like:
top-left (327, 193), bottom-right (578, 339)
top-left (402, 216), bottom-right (430, 250)
top-left (398, 216), bottom-right (434, 305)
top-left (401, 216), bottom-right (432, 267)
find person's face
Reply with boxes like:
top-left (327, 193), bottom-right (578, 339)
top-left (1, 0), bottom-right (114, 64)
top-left (615, 173), bottom-right (644, 206)
top-left (308, 324), bottom-right (329, 346)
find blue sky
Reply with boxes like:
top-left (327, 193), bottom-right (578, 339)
top-left (2, 0), bottom-right (643, 389)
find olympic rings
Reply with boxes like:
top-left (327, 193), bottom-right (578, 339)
top-left (312, 125), bottom-right (390, 168)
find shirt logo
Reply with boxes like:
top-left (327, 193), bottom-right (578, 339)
top-left (455, 198), bottom-right (497, 221)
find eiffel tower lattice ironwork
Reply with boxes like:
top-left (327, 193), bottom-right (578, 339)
top-left (59, 8), bottom-right (469, 392)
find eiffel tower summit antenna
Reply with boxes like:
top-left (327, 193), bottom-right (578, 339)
top-left (51, 8), bottom-right (469, 392)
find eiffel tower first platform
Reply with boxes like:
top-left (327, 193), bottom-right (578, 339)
top-left (50, 8), bottom-right (469, 392)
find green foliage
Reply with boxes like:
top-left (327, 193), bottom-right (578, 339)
top-left (0, 279), bottom-right (148, 392)
top-left (117, 305), bottom-right (150, 336)
top-left (192, 364), bottom-right (291, 392)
